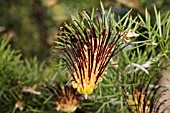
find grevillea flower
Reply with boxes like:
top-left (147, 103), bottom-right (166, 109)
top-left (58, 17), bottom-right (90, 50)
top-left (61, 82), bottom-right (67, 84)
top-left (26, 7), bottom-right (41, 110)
top-left (123, 73), bottom-right (170, 113)
top-left (54, 8), bottom-right (138, 98)
top-left (47, 84), bottom-right (80, 113)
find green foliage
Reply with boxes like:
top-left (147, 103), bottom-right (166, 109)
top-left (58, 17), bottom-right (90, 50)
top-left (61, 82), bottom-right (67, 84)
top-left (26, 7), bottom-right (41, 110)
top-left (0, 37), bottom-right (55, 113)
top-left (0, 38), bottom-right (23, 113)
top-left (0, 38), bottom-right (23, 86)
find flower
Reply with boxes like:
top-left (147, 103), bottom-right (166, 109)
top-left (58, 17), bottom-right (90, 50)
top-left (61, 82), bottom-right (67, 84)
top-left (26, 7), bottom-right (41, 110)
top-left (123, 74), bottom-right (169, 113)
top-left (55, 9), bottom-right (135, 98)
top-left (126, 90), bottom-right (151, 113)
top-left (47, 84), bottom-right (80, 113)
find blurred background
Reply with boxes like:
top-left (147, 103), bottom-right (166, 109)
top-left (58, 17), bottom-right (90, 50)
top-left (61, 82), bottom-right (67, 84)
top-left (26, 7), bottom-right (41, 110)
top-left (0, 0), bottom-right (169, 61)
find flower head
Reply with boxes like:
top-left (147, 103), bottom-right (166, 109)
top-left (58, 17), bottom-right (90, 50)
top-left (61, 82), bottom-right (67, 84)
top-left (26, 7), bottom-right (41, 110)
top-left (47, 83), bottom-right (80, 113)
top-left (54, 9), bottom-right (137, 98)
top-left (123, 74), bottom-right (169, 113)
